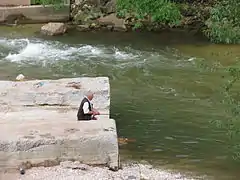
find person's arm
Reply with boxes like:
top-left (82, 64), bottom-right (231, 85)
top-left (92, 108), bottom-right (100, 115)
top-left (83, 102), bottom-right (94, 115)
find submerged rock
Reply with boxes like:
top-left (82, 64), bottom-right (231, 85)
top-left (40, 22), bottom-right (67, 36)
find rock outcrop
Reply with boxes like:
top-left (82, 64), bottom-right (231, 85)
top-left (98, 13), bottom-right (127, 31)
top-left (70, 0), bottom-right (212, 32)
top-left (71, 0), bottom-right (128, 32)
top-left (41, 22), bottom-right (67, 36)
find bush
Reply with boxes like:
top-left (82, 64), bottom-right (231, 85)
top-left (212, 66), bottom-right (240, 160)
top-left (204, 0), bottom-right (240, 44)
top-left (116, 0), bottom-right (182, 29)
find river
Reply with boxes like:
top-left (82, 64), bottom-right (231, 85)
top-left (0, 25), bottom-right (240, 179)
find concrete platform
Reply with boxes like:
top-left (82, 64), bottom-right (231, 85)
top-left (0, 119), bottom-right (119, 171)
top-left (0, 77), bottom-right (119, 171)
top-left (0, 0), bottom-right (30, 6)
top-left (0, 5), bottom-right (70, 24)
top-left (0, 77), bottom-right (110, 115)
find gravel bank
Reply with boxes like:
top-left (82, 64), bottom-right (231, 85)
top-left (14, 161), bottom-right (204, 180)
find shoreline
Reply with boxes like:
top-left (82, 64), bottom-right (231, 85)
top-left (0, 1), bottom-right (210, 37)
top-left (1, 161), bottom-right (206, 180)
top-left (0, 23), bottom-right (209, 45)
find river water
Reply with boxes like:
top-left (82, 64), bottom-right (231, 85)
top-left (0, 26), bottom-right (240, 179)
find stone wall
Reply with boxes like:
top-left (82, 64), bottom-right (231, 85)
top-left (0, 5), bottom-right (70, 24)
top-left (0, 0), bottom-right (30, 6)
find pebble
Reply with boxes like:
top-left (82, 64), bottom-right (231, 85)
top-left (19, 168), bottom-right (25, 175)
top-left (16, 74), bottom-right (25, 81)
top-left (18, 161), bottom-right (203, 180)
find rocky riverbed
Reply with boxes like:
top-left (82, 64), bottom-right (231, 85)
top-left (2, 161), bottom-right (204, 180)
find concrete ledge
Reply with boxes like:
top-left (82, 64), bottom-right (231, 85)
top-left (0, 5), bottom-right (70, 24)
top-left (0, 0), bottom-right (30, 6)
top-left (0, 119), bottom-right (119, 170)
top-left (0, 77), bottom-right (119, 171)
top-left (0, 77), bottom-right (110, 115)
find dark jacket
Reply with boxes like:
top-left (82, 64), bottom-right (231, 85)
top-left (77, 97), bottom-right (92, 120)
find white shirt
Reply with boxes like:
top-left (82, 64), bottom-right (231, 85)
top-left (82, 96), bottom-right (92, 114)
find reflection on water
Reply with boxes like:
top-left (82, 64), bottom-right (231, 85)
top-left (0, 29), bottom-right (240, 179)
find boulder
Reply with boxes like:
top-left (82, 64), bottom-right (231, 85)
top-left (40, 22), bottom-right (67, 36)
top-left (97, 13), bottom-right (127, 31)
top-left (101, 0), bottom-right (116, 14)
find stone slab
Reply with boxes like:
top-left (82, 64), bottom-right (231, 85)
top-left (0, 77), bottom-right (119, 171)
top-left (0, 77), bottom-right (110, 116)
top-left (0, 5), bottom-right (70, 24)
top-left (0, 107), bottom-right (109, 122)
top-left (0, 0), bottom-right (30, 6)
top-left (0, 119), bottom-right (119, 171)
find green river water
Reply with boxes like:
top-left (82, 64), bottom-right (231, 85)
top-left (0, 25), bottom-right (240, 179)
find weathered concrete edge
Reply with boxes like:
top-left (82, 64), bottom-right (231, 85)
top-left (0, 76), bottom-right (110, 114)
top-left (0, 119), bottom-right (119, 171)
top-left (0, 5), bottom-right (70, 24)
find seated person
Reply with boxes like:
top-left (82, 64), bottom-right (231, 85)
top-left (77, 91), bottom-right (100, 121)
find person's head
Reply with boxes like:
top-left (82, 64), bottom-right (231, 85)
top-left (86, 91), bottom-right (94, 101)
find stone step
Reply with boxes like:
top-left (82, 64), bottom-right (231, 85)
top-left (0, 118), bottom-right (119, 171)
top-left (0, 107), bottom-right (109, 121)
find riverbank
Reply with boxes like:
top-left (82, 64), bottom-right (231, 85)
top-left (1, 0), bottom-right (239, 44)
top-left (70, 0), bottom-right (212, 33)
top-left (0, 0), bottom-right (212, 34)
top-left (1, 161), bottom-right (205, 180)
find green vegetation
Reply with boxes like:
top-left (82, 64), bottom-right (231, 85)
top-left (32, 0), bottom-right (240, 44)
top-left (212, 66), bottom-right (240, 160)
top-left (204, 0), bottom-right (240, 44)
top-left (116, 0), bottom-right (240, 43)
top-left (116, 0), bottom-right (182, 29)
